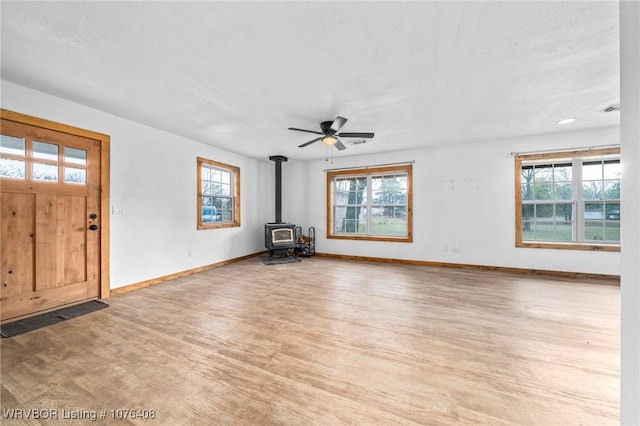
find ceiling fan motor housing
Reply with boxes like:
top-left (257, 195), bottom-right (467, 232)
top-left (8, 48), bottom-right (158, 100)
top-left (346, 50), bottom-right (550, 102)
top-left (320, 121), bottom-right (334, 134)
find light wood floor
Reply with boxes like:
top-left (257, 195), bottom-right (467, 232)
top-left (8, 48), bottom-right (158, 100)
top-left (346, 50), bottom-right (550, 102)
top-left (1, 257), bottom-right (619, 425)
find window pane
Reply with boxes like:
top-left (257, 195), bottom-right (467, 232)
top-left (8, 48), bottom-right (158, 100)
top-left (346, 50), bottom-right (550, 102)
top-left (521, 205), bottom-right (535, 226)
top-left (65, 147), bottom-right (87, 165)
top-left (201, 166), bottom-right (211, 182)
top-left (584, 202), bottom-right (604, 220)
top-left (217, 198), bottom-right (233, 222)
top-left (202, 206), bottom-right (218, 222)
top-left (521, 183), bottom-right (534, 201)
top-left (556, 203), bottom-right (574, 221)
top-left (603, 181), bottom-right (620, 200)
top-left (533, 181), bottom-right (553, 200)
top-left (32, 162), bottom-right (58, 181)
top-left (603, 160), bottom-right (620, 180)
top-left (583, 181), bottom-right (603, 200)
top-left (583, 161), bottom-right (603, 180)
top-left (219, 183), bottom-right (231, 197)
top-left (534, 165), bottom-right (552, 182)
top-left (64, 167), bottom-right (87, 184)
top-left (605, 203), bottom-right (620, 220)
top-left (371, 216), bottom-right (407, 236)
top-left (334, 206), bottom-right (366, 234)
top-left (33, 141), bottom-right (58, 161)
top-left (202, 166), bottom-right (233, 197)
top-left (585, 221), bottom-right (605, 241)
top-left (605, 221), bottom-right (620, 242)
top-left (0, 158), bottom-right (26, 178)
top-left (554, 164), bottom-right (572, 182)
top-left (584, 203), bottom-right (605, 241)
top-left (336, 177), bottom-right (367, 205)
top-left (553, 182), bottom-right (572, 200)
top-left (535, 203), bottom-right (554, 219)
top-left (522, 221), bottom-right (534, 240)
top-left (522, 202), bottom-right (574, 242)
top-left (0, 135), bottom-right (25, 156)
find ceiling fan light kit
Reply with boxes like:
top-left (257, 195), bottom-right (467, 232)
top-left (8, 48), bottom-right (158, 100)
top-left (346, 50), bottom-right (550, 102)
top-left (289, 116), bottom-right (374, 151)
top-left (322, 136), bottom-right (338, 145)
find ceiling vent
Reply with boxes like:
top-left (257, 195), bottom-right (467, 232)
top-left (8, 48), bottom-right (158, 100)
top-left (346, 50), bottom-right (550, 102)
top-left (602, 103), bottom-right (620, 113)
top-left (349, 139), bottom-right (368, 145)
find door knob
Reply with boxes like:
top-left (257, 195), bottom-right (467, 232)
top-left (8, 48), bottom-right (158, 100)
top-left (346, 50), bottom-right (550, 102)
top-left (89, 224), bottom-right (99, 231)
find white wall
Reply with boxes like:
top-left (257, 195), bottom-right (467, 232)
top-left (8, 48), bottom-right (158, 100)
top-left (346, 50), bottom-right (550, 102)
top-left (1, 79), bottom-right (622, 283)
top-left (1, 80), bottom-right (274, 289)
top-left (301, 126), bottom-right (621, 276)
top-left (620, 0), bottom-right (640, 423)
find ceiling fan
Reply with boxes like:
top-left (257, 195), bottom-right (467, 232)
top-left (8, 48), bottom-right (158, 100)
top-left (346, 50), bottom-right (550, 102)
top-left (288, 116), bottom-right (374, 151)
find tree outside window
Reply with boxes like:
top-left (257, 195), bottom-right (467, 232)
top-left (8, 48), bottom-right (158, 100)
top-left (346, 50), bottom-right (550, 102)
top-left (515, 147), bottom-right (620, 251)
top-left (328, 164), bottom-right (412, 242)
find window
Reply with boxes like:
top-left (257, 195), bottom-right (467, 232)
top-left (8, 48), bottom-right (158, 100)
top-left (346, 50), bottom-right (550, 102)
top-left (327, 164), bottom-right (412, 242)
top-left (197, 157), bottom-right (240, 229)
top-left (1, 135), bottom-right (89, 184)
top-left (515, 147), bottom-right (620, 251)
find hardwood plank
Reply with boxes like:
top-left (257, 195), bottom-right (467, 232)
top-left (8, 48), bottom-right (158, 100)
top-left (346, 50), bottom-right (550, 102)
top-left (35, 193), bottom-right (60, 290)
top-left (0, 257), bottom-right (619, 424)
top-left (1, 193), bottom-right (35, 298)
top-left (61, 195), bottom-right (87, 285)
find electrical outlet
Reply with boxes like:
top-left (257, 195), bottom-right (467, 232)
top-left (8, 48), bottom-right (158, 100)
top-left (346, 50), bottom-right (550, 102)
top-left (112, 205), bottom-right (125, 215)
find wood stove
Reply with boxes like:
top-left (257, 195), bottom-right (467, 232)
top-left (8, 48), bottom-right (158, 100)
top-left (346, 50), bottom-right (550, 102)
top-left (265, 155), bottom-right (296, 257)
top-left (265, 223), bottom-right (296, 256)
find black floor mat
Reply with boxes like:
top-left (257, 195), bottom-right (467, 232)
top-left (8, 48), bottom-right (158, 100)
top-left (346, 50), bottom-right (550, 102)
top-left (0, 300), bottom-right (109, 338)
top-left (260, 255), bottom-right (301, 265)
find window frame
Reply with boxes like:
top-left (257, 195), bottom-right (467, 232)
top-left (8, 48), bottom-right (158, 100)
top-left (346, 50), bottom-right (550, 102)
top-left (326, 164), bottom-right (413, 242)
top-left (197, 157), bottom-right (240, 230)
top-left (515, 147), bottom-right (620, 252)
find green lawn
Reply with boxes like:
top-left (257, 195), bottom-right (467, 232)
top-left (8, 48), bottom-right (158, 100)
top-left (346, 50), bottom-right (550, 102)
top-left (343, 217), bottom-right (407, 236)
top-left (523, 221), bottom-right (620, 242)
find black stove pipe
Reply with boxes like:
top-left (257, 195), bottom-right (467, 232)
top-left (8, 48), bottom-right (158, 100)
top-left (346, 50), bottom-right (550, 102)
top-left (269, 155), bottom-right (288, 223)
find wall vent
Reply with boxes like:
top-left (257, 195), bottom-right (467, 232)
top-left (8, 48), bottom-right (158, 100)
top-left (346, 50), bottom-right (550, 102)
top-left (602, 104), bottom-right (621, 113)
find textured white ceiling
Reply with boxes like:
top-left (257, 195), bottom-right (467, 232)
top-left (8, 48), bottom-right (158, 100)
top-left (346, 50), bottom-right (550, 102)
top-left (1, 1), bottom-right (620, 160)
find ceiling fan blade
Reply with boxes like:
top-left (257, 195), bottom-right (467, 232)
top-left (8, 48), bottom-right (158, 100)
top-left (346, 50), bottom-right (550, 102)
top-left (334, 139), bottom-right (347, 151)
top-left (288, 127), bottom-right (323, 135)
top-left (330, 116), bottom-right (348, 132)
top-left (298, 137), bottom-right (322, 148)
top-left (336, 132), bottom-right (374, 138)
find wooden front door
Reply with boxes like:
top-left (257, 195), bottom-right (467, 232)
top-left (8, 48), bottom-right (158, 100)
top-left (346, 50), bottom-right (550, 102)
top-left (1, 117), bottom-right (103, 321)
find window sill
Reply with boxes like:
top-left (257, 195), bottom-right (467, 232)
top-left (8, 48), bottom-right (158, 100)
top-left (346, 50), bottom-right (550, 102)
top-left (517, 241), bottom-right (620, 252)
top-left (198, 222), bottom-right (240, 230)
top-left (327, 234), bottom-right (413, 243)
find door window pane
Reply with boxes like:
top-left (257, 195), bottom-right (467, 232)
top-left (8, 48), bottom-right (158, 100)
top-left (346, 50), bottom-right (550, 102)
top-left (33, 141), bottom-right (59, 161)
top-left (64, 167), bottom-right (87, 184)
top-left (0, 158), bottom-right (26, 179)
top-left (65, 147), bottom-right (87, 165)
top-left (32, 162), bottom-right (58, 181)
top-left (0, 135), bottom-right (26, 156)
